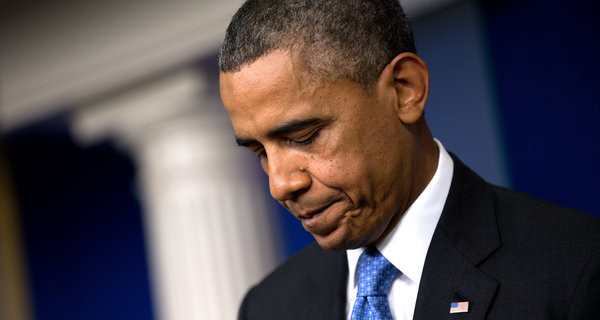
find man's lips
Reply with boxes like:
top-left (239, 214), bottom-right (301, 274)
top-left (297, 203), bottom-right (334, 228)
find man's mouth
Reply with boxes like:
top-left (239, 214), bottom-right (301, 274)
top-left (297, 203), bottom-right (333, 228)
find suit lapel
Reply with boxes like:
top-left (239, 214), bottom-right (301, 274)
top-left (413, 155), bottom-right (501, 319)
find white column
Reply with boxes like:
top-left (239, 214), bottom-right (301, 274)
top-left (72, 68), bottom-right (279, 320)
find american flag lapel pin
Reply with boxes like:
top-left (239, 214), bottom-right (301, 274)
top-left (450, 301), bottom-right (469, 314)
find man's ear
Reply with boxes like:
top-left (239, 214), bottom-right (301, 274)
top-left (377, 52), bottom-right (429, 124)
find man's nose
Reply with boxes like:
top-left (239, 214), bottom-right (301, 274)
top-left (268, 155), bottom-right (311, 201)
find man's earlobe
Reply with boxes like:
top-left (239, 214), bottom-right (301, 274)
top-left (381, 53), bottom-right (430, 124)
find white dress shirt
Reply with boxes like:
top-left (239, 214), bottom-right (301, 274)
top-left (345, 139), bottom-right (454, 320)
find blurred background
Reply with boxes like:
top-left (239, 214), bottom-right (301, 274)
top-left (0, 0), bottom-right (598, 319)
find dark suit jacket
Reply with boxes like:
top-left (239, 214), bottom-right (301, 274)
top-left (238, 156), bottom-right (600, 319)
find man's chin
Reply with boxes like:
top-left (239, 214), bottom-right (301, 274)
top-left (311, 229), bottom-right (363, 251)
top-left (314, 239), bottom-right (347, 251)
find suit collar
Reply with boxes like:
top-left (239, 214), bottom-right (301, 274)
top-left (413, 154), bottom-right (501, 319)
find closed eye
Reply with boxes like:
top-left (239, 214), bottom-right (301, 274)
top-left (290, 127), bottom-right (321, 146)
top-left (249, 123), bottom-right (326, 161)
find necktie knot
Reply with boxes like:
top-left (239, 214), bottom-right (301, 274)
top-left (351, 247), bottom-right (398, 320)
top-left (356, 247), bottom-right (398, 297)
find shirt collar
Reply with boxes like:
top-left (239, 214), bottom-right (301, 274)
top-left (347, 139), bottom-right (454, 286)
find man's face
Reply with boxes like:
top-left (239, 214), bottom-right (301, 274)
top-left (220, 51), bottom-right (418, 250)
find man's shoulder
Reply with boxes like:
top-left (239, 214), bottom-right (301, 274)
top-left (239, 242), bottom-right (348, 318)
top-left (476, 185), bottom-right (600, 318)
top-left (490, 184), bottom-right (600, 243)
top-left (449, 153), bottom-right (600, 245)
top-left (258, 242), bottom-right (341, 290)
top-left (419, 158), bottom-right (600, 318)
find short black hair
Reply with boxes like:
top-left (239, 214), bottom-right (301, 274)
top-left (218, 0), bottom-right (416, 88)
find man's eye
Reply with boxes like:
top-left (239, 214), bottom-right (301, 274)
top-left (291, 129), bottom-right (321, 146)
top-left (257, 150), bottom-right (267, 159)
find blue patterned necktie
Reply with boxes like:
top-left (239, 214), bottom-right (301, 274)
top-left (351, 247), bottom-right (399, 320)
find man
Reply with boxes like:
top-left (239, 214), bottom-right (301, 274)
top-left (218, 0), bottom-right (600, 319)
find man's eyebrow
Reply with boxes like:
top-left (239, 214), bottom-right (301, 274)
top-left (266, 118), bottom-right (321, 137)
top-left (235, 118), bottom-right (322, 148)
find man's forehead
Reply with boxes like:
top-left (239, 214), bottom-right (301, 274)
top-left (220, 50), bottom-right (328, 102)
top-left (220, 51), bottom-right (292, 92)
